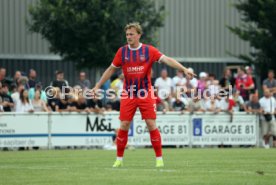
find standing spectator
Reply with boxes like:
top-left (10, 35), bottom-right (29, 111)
top-left (245, 66), bottom-right (258, 95)
top-left (155, 69), bottom-right (173, 99)
top-left (15, 89), bottom-right (34, 113)
top-left (259, 89), bottom-right (276, 148)
top-left (32, 90), bottom-right (48, 112)
top-left (0, 67), bottom-right (8, 85)
top-left (219, 68), bottom-right (235, 92)
top-left (206, 74), bottom-right (220, 97)
top-left (245, 94), bottom-right (261, 114)
top-left (183, 68), bottom-right (198, 98)
top-left (0, 83), bottom-right (14, 112)
top-left (172, 70), bottom-right (186, 91)
top-left (263, 70), bottom-right (276, 99)
top-left (76, 71), bottom-right (91, 90)
top-left (12, 71), bottom-right (22, 87)
top-left (219, 95), bottom-right (235, 113)
top-left (50, 70), bottom-right (69, 91)
top-left (197, 72), bottom-right (208, 96)
top-left (235, 67), bottom-right (254, 101)
top-left (27, 69), bottom-right (38, 88)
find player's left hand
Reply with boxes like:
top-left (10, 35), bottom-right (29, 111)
top-left (184, 69), bottom-right (197, 78)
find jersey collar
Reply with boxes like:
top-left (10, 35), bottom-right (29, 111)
top-left (128, 43), bottom-right (142, 51)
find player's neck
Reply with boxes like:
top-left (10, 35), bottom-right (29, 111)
top-left (128, 43), bottom-right (142, 50)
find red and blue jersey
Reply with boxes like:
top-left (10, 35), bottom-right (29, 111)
top-left (112, 43), bottom-right (164, 95)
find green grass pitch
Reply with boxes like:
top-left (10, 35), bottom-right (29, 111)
top-left (0, 148), bottom-right (276, 185)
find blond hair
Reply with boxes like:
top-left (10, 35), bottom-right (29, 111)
top-left (124, 22), bottom-right (143, 34)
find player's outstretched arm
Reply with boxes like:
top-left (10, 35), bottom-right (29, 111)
top-left (160, 56), bottom-right (196, 77)
top-left (92, 65), bottom-right (117, 91)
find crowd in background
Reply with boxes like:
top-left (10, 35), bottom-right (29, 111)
top-left (1, 66), bottom-right (276, 147)
top-left (1, 66), bottom-right (275, 115)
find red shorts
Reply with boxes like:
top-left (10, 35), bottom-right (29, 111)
top-left (119, 95), bottom-right (156, 121)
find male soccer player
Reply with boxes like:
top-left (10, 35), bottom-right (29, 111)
top-left (92, 22), bottom-right (195, 168)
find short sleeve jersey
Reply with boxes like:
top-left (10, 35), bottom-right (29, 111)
top-left (112, 44), bottom-right (163, 93)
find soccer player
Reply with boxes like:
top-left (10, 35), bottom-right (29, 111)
top-left (92, 22), bottom-right (195, 168)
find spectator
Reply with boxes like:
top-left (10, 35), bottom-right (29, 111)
top-left (197, 72), bottom-right (208, 96)
top-left (32, 90), bottom-right (48, 112)
top-left (27, 69), bottom-right (38, 88)
top-left (172, 70), bottom-right (186, 91)
top-left (219, 95), bottom-right (235, 113)
top-left (204, 96), bottom-right (221, 114)
top-left (0, 67), bottom-right (7, 85)
top-left (183, 68), bottom-right (198, 98)
top-left (105, 92), bottom-right (120, 111)
top-left (187, 96), bottom-right (205, 113)
top-left (0, 83), bottom-right (14, 112)
top-left (263, 70), bottom-right (276, 99)
top-left (155, 69), bottom-right (173, 99)
top-left (11, 84), bottom-right (25, 107)
top-left (245, 66), bottom-right (258, 95)
top-left (15, 89), bottom-right (34, 113)
top-left (219, 68), bottom-right (235, 92)
top-left (172, 97), bottom-right (186, 112)
top-left (206, 74), bottom-right (219, 97)
top-left (13, 71), bottom-right (22, 86)
top-left (232, 90), bottom-right (246, 112)
top-left (245, 94), bottom-right (261, 114)
top-left (47, 87), bottom-right (61, 112)
top-left (76, 71), bottom-right (91, 90)
top-left (28, 82), bottom-right (47, 103)
top-left (259, 89), bottom-right (276, 148)
top-left (87, 96), bottom-right (104, 113)
top-left (50, 70), bottom-right (69, 91)
top-left (235, 67), bottom-right (254, 101)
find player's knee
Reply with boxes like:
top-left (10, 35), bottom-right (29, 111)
top-left (120, 121), bottom-right (131, 130)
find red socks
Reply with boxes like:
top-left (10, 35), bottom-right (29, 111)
top-left (150, 128), bottom-right (162, 157)
top-left (116, 128), bottom-right (162, 158)
top-left (116, 129), bottom-right (128, 157)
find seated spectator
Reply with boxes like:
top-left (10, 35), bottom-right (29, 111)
top-left (32, 90), bottom-right (48, 112)
top-left (187, 96), bottom-right (205, 113)
top-left (232, 90), bottom-right (246, 112)
top-left (11, 84), bottom-right (25, 109)
top-left (47, 87), bottom-right (60, 112)
top-left (219, 95), bottom-right (235, 114)
top-left (56, 94), bottom-right (69, 112)
top-left (87, 96), bottom-right (104, 113)
top-left (105, 92), bottom-right (120, 111)
top-left (172, 70), bottom-right (186, 91)
top-left (172, 97), bottom-right (186, 112)
top-left (245, 94), bottom-right (261, 114)
top-left (204, 96), bottom-right (221, 113)
top-left (15, 89), bottom-right (34, 113)
top-left (28, 82), bottom-right (47, 103)
top-left (0, 83), bottom-right (14, 112)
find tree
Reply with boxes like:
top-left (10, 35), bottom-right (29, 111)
top-left (228, 0), bottom-right (276, 79)
top-left (28, 0), bottom-right (165, 69)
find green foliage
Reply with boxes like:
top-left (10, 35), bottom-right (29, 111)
top-left (28, 0), bottom-right (165, 69)
top-left (228, 0), bottom-right (276, 79)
